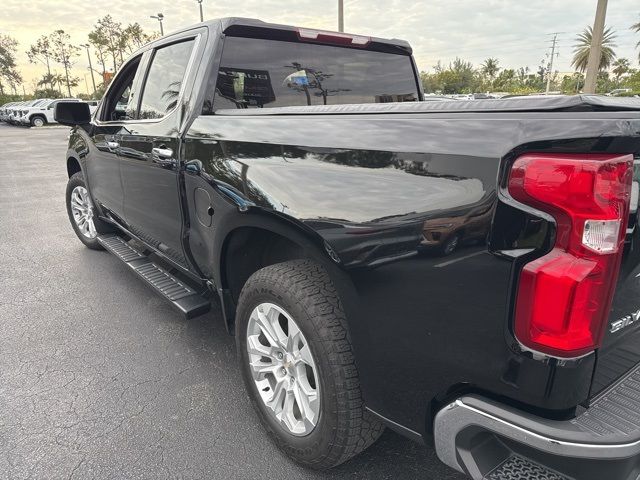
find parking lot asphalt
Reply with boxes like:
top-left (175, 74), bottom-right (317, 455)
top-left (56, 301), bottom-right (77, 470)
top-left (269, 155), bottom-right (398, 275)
top-left (0, 123), bottom-right (466, 480)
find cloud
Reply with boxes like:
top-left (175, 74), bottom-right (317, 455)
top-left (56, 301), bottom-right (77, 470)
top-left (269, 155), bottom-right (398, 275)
top-left (2, 0), bottom-right (639, 93)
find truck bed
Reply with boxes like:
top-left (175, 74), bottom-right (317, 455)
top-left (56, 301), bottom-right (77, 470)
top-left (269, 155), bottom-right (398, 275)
top-left (216, 94), bottom-right (640, 116)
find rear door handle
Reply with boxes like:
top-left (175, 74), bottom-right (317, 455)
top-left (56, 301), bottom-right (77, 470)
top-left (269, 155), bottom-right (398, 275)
top-left (152, 147), bottom-right (173, 159)
top-left (151, 147), bottom-right (176, 168)
top-left (96, 140), bottom-right (120, 152)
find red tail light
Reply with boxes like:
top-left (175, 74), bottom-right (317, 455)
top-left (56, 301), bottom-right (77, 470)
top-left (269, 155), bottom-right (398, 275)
top-left (508, 153), bottom-right (633, 357)
top-left (297, 28), bottom-right (371, 48)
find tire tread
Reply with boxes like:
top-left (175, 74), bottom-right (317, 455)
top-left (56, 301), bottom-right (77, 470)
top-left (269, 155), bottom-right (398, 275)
top-left (238, 260), bottom-right (384, 468)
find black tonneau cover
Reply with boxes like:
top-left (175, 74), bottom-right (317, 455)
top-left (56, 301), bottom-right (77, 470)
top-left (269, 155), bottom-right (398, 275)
top-left (216, 95), bottom-right (640, 116)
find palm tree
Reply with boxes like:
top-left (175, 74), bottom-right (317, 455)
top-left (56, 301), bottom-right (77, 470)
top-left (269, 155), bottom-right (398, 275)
top-left (571, 26), bottom-right (617, 73)
top-left (612, 58), bottom-right (631, 84)
top-left (48, 73), bottom-right (66, 95)
top-left (633, 18), bottom-right (640, 64)
top-left (481, 58), bottom-right (500, 81)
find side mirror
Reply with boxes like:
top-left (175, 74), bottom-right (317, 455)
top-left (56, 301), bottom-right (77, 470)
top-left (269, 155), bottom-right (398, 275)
top-left (54, 101), bottom-right (91, 126)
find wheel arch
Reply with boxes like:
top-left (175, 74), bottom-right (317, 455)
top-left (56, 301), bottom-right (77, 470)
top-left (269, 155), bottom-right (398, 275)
top-left (67, 155), bottom-right (82, 179)
top-left (215, 212), bottom-right (351, 335)
top-left (29, 113), bottom-right (46, 124)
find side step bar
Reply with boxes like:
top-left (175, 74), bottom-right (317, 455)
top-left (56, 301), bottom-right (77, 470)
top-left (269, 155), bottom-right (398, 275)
top-left (97, 234), bottom-right (211, 319)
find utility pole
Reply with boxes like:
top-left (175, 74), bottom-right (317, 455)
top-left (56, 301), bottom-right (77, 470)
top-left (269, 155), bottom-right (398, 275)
top-left (151, 13), bottom-right (165, 36)
top-left (81, 44), bottom-right (97, 96)
top-left (545, 33), bottom-right (560, 94)
top-left (584, 0), bottom-right (608, 94)
top-left (338, 0), bottom-right (344, 32)
top-left (197, 0), bottom-right (203, 22)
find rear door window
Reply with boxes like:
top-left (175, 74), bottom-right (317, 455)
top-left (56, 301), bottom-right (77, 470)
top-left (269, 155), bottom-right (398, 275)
top-left (138, 39), bottom-right (195, 119)
top-left (212, 36), bottom-right (419, 110)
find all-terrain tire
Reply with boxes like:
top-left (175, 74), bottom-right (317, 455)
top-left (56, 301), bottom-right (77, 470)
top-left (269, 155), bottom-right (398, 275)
top-left (65, 172), bottom-right (112, 250)
top-left (236, 259), bottom-right (384, 469)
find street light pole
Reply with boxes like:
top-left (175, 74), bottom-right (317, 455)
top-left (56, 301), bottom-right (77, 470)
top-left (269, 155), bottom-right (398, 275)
top-left (151, 13), bottom-right (165, 36)
top-left (197, 0), bottom-right (203, 22)
top-left (338, 0), bottom-right (344, 32)
top-left (584, 0), bottom-right (608, 94)
top-left (81, 44), bottom-right (97, 96)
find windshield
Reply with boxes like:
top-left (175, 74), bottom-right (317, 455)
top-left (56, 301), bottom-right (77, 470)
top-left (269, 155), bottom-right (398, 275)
top-left (212, 37), bottom-right (419, 110)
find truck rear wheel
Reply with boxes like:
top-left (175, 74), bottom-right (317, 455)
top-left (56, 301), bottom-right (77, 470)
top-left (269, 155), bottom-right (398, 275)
top-left (236, 260), bottom-right (384, 469)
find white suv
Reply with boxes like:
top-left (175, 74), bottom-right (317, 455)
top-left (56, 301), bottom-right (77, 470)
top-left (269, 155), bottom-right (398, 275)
top-left (18, 99), bottom-right (74, 127)
top-left (12, 99), bottom-right (52, 126)
top-left (18, 99), bottom-right (100, 127)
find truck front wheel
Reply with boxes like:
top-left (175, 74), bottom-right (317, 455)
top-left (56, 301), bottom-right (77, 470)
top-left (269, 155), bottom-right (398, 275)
top-left (65, 172), bottom-right (112, 250)
top-left (30, 115), bottom-right (46, 127)
top-left (236, 260), bottom-right (384, 469)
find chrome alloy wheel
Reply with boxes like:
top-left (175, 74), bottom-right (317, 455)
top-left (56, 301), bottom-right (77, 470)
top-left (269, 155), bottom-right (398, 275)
top-left (70, 186), bottom-right (97, 239)
top-left (246, 302), bottom-right (320, 436)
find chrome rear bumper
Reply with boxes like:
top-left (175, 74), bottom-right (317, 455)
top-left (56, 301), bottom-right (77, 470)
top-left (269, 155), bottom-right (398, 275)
top-left (434, 364), bottom-right (640, 479)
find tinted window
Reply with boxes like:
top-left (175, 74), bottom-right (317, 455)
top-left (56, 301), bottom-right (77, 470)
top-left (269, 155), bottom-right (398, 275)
top-left (139, 40), bottom-right (195, 119)
top-left (212, 37), bottom-right (418, 110)
top-left (101, 56), bottom-right (142, 121)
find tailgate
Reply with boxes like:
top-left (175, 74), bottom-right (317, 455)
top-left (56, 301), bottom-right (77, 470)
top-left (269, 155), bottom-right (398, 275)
top-left (592, 154), bottom-right (640, 397)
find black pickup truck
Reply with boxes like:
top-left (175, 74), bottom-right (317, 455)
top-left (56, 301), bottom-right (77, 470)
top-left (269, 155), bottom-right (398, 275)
top-left (55, 17), bottom-right (640, 480)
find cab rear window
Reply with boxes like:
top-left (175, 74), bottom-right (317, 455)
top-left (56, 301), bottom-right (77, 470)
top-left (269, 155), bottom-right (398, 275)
top-left (211, 36), bottom-right (419, 110)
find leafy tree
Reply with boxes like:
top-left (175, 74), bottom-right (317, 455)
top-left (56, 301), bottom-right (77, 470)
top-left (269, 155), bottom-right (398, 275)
top-left (596, 71), bottom-right (616, 94)
top-left (34, 88), bottom-right (62, 99)
top-left (561, 72), bottom-right (585, 94)
top-left (493, 69), bottom-right (517, 91)
top-left (88, 16), bottom-right (156, 76)
top-left (49, 72), bottom-right (66, 95)
top-left (633, 17), bottom-right (640, 65)
top-left (421, 58), bottom-right (479, 94)
top-left (27, 36), bottom-right (54, 90)
top-left (571, 26), bottom-right (617, 73)
top-left (88, 30), bottom-right (110, 78)
top-left (623, 70), bottom-right (640, 92)
top-left (612, 58), bottom-right (631, 84)
top-left (0, 34), bottom-right (22, 96)
top-left (50, 30), bottom-right (80, 96)
top-left (481, 58), bottom-right (500, 82)
top-left (122, 23), bottom-right (155, 54)
top-left (90, 15), bottom-right (123, 72)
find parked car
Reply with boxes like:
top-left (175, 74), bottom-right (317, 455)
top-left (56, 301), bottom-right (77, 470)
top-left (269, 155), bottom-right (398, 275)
top-left (17, 98), bottom-right (83, 127)
top-left (607, 88), bottom-right (633, 96)
top-left (419, 199), bottom-right (494, 255)
top-left (55, 18), bottom-right (640, 480)
top-left (7, 99), bottom-right (52, 125)
top-left (2, 101), bottom-right (26, 123)
top-left (0, 102), bottom-right (16, 122)
top-left (423, 94), bottom-right (458, 102)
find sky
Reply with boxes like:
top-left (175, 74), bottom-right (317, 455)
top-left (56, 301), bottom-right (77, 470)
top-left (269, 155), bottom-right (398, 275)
top-left (1, 0), bottom-right (639, 94)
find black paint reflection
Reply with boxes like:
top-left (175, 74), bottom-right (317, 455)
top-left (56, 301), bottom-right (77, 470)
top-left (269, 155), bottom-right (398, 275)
top-left (186, 139), bottom-right (497, 268)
